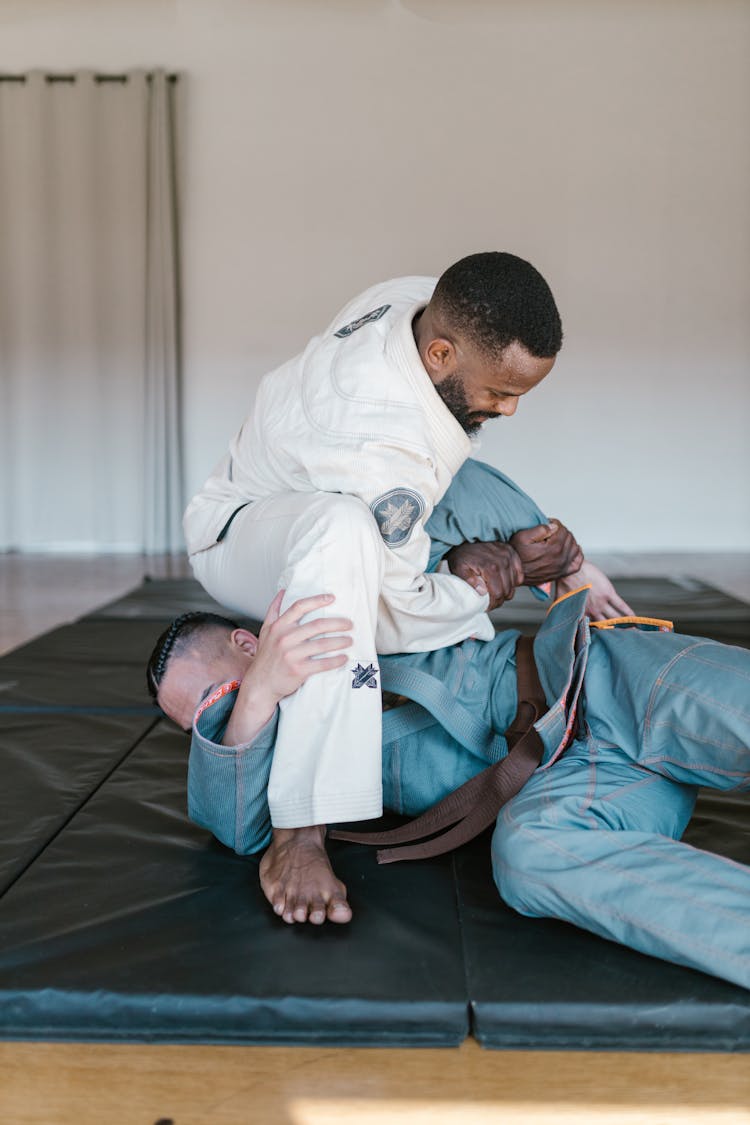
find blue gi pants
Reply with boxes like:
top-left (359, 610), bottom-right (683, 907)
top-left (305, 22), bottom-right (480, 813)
top-left (425, 460), bottom-right (750, 989)
top-left (493, 623), bottom-right (750, 989)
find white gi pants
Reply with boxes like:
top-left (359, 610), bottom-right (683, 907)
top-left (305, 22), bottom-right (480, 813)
top-left (190, 492), bottom-right (385, 828)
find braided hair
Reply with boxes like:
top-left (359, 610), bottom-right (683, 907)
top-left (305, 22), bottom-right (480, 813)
top-left (146, 610), bottom-right (240, 702)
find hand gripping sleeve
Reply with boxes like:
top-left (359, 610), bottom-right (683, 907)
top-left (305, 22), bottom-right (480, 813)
top-left (426, 458), bottom-right (553, 602)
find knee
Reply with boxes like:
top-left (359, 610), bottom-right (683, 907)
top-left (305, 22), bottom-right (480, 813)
top-left (316, 494), bottom-right (383, 554)
top-left (491, 811), bottom-right (555, 918)
top-left (285, 493), bottom-right (385, 584)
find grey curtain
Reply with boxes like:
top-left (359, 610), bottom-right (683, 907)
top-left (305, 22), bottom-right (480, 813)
top-left (0, 69), bottom-right (182, 552)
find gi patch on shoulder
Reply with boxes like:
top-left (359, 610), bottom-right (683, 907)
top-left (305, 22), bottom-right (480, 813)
top-left (351, 662), bottom-right (379, 690)
top-left (370, 488), bottom-right (425, 547)
top-left (334, 304), bottom-right (391, 338)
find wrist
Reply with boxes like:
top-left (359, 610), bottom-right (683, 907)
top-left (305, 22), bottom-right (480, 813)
top-left (556, 561), bottom-right (587, 594)
top-left (221, 673), bottom-right (280, 747)
top-left (531, 554), bottom-right (586, 587)
top-left (271, 824), bottom-right (327, 847)
top-left (238, 679), bottom-right (280, 725)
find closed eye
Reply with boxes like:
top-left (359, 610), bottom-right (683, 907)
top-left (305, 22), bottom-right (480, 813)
top-left (183, 681), bottom-right (220, 734)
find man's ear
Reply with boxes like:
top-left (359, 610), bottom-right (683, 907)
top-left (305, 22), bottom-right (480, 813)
top-left (231, 628), bottom-right (259, 657)
top-left (423, 336), bottom-right (457, 381)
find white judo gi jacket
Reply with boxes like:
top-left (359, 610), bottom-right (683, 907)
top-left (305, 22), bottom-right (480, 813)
top-left (184, 277), bottom-right (494, 654)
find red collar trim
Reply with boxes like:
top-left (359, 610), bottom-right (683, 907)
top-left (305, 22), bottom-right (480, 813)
top-left (194, 679), bottom-right (241, 723)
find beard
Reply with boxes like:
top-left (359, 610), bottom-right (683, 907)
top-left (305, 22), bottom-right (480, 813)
top-left (433, 373), bottom-right (497, 437)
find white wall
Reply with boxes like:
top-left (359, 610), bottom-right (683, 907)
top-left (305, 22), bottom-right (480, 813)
top-left (2, 0), bottom-right (749, 550)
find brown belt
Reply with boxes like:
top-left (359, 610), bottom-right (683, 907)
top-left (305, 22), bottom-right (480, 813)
top-left (329, 634), bottom-right (546, 864)
top-left (381, 690), bottom-right (410, 711)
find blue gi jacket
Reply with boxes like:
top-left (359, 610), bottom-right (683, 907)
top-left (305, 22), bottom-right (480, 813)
top-left (187, 588), bottom-right (592, 856)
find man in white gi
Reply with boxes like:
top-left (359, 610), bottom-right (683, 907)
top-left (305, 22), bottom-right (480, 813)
top-left (179, 253), bottom-right (630, 923)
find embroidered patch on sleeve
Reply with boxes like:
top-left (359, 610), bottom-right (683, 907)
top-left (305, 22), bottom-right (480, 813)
top-left (370, 488), bottom-right (425, 546)
top-left (334, 304), bottom-right (391, 338)
top-left (351, 662), bottom-right (379, 689)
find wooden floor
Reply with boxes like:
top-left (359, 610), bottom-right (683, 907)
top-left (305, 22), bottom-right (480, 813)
top-left (1, 550), bottom-right (749, 1124)
top-left (2, 1039), bottom-right (750, 1125)
top-left (0, 551), bottom-right (191, 657)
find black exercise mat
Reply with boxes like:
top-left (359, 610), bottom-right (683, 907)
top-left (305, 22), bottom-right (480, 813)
top-left (0, 722), bottom-right (468, 1046)
top-left (1, 575), bottom-right (748, 1050)
top-left (92, 575), bottom-right (750, 648)
top-left (492, 576), bottom-right (750, 646)
top-left (0, 619), bottom-right (165, 711)
top-left (457, 789), bottom-right (750, 1051)
top-left (682, 790), bottom-right (750, 863)
top-left (91, 576), bottom-right (252, 624)
top-left (0, 713), bottom-right (157, 894)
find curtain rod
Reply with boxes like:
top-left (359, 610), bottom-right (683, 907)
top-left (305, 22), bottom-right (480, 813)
top-left (0, 73), bottom-right (179, 84)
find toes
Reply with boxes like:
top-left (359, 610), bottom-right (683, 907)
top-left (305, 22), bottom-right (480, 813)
top-left (282, 896), bottom-right (302, 924)
top-left (263, 881), bottom-right (286, 918)
top-left (261, 837), bottom-right (351, 926)
top-left (278, 890), bottom-right (297, 924)
top-left (292, 899), bottom-right (310, 923)
top-left (308, 897), bottom-right (327, 925)
top-left (327, 897), bottom-right (353, 924)
top-left (280, 893), bottom-right (350, 925)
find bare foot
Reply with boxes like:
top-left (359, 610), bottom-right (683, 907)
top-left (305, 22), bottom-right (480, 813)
top-left (259, 825), bottom-right (352, 925)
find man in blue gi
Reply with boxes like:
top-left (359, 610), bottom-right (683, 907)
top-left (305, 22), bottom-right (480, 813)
top-left (147, 462), bottom-right (750, 989)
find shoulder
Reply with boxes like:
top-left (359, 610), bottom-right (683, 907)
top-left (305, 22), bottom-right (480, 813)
top-left (299, 277), bottom-right (438, 447)
top-left (322, 276), bottom-right (436, 338)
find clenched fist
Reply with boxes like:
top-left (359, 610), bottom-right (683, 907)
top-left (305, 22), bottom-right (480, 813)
top-left (509, 520), bottom-right (583, 585)
top-left (445, 540), bottom-right (524, 610)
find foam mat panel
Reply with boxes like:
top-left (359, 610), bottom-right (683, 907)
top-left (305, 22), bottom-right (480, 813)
top-left (0, 576), bottom-right (747, 1049)
top-left (0, 712), bottom-right (156, 893)
top-left (455, 804), bottom-right (750, 1051)
top-left (492, 576), bottom-right (750, 646)
top-left (0, 620), bottom-right (165, 711)
top-left (0, 723), bottom-right (468, 1046)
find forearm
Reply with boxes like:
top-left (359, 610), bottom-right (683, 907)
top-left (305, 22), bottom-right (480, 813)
top-left (375, 551), bottom-right (494, 652)
top-left (222, 673), bottom-right (279, 747)
top-left (189, 691), bottom-right (276, 856)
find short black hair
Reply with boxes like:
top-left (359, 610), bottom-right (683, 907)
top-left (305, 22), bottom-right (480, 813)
top-left (430, 252), bottom-right (562, 359)
top-left (146, 611), bottom-right (240, 702)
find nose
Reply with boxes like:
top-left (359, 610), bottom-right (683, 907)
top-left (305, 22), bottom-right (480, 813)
top-left (495, 396), bottom-right (519, 417)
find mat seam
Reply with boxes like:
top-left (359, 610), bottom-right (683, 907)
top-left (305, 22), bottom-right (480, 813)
top-left (451, 849), bottom-right (477, 1046)
top-left (0, 715), bottom-right (161, 902)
